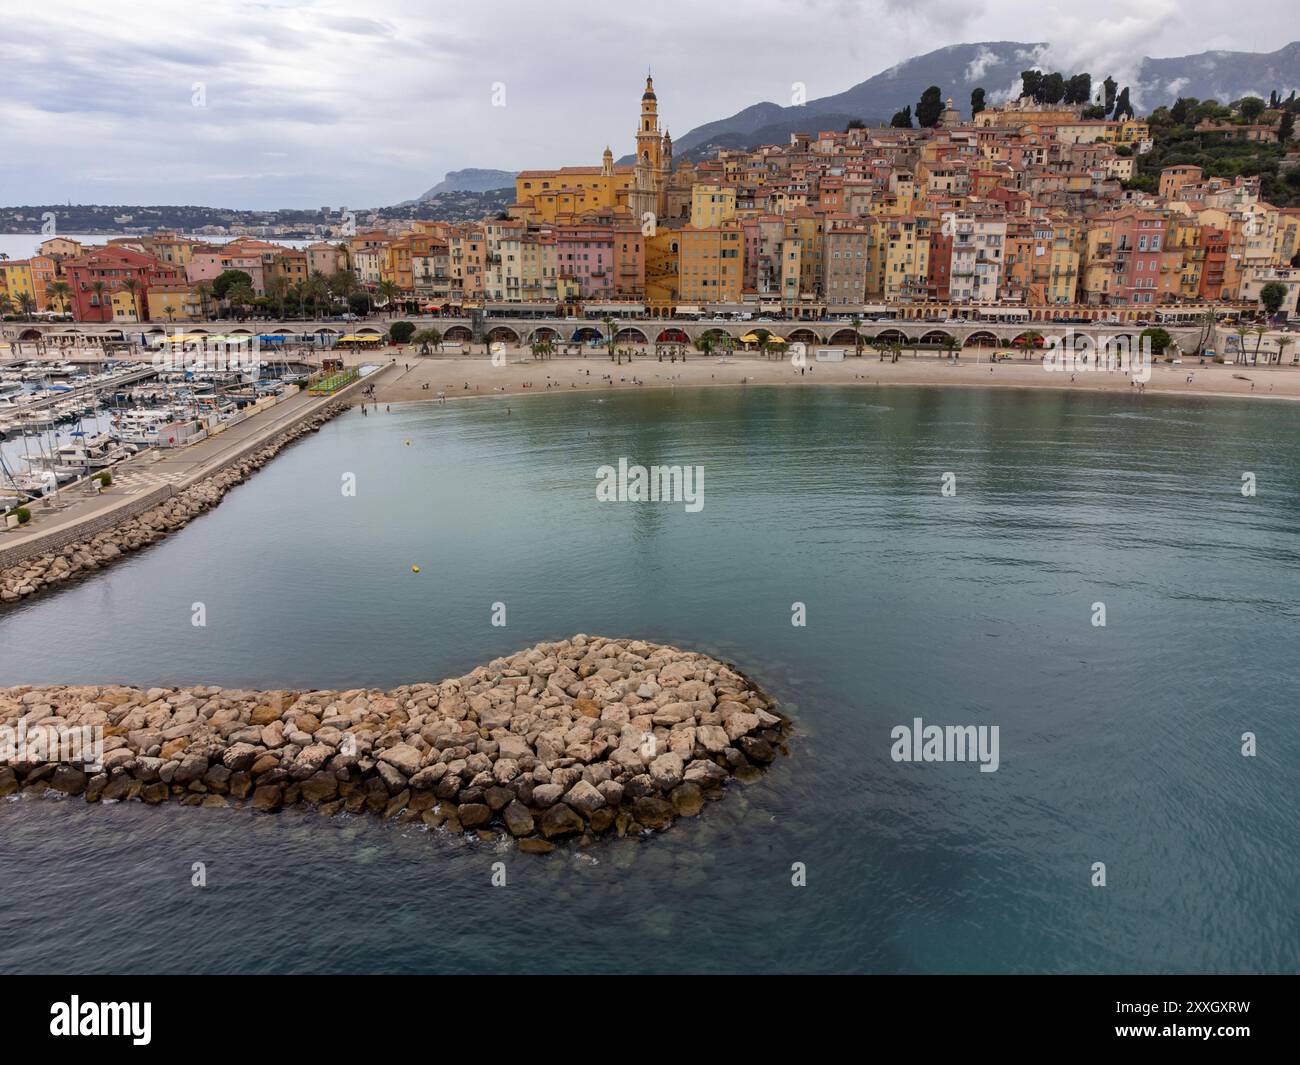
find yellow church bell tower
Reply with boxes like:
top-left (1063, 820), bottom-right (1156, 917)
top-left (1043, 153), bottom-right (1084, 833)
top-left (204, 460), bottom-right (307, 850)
top-left (631, 74), bottom-right (671, 222)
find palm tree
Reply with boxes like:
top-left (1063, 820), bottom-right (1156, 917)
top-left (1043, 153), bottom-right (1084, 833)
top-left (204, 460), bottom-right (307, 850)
top-left (378, 280), bottom-right (399, 318)
top-left (1276, 335), bottom-right (1293, 366)
top-left (195, 280), bottom-right (215, 320)
top-left (601, 314), bottom-right (617, 361)
top-left (1018, 330), bottom-right (1044, 359)
top-left (307, 274), bottom-right (330, 317)
top-left (0, 295), bottom-right (14, 318)
top-left (694, 334), bottom-right (714, 358)
top-left (329, 268), bottom-right (358, 304)
top-left (227, 283), bottom-right (255, 319)
top-left (1250, 326), bottom-right (1267, 366)
top-left (47, 280), bottom-right (71, 314)
top-left (1233, 325), bottom-right (1251, 365)
top-left (1190, 308), bottom-right (1215, 357)
top-left (850, 315), bottom-right (864, 357)
top-left (122, 277), bottom-right (140, 321)
top-left (17, 292), bottom-right (37, 320)
top-left (266, 276), bottom-right (290, 319)
top-left (413, 327), bottom-right (443, 354)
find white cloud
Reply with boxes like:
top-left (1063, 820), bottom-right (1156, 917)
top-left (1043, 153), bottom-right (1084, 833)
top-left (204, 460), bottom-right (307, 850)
top-left (965, 47), bottom-right (1000, 83)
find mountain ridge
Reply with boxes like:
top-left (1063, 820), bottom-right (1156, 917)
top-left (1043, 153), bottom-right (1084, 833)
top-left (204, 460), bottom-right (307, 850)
top-left (612, 40), bottom-right (1300, 163)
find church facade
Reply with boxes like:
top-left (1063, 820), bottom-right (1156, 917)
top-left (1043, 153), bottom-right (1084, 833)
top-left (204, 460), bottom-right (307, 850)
top-left (513, 76), bottom-right (673, 226)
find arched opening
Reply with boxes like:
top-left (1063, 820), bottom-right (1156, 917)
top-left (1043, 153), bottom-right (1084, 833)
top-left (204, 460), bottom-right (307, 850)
top-left (614, 327), bottom-right (648, 343)
top-left (964, 330), bottom-right (999, 347)
top-left (443, 326), bottom-right (472, 342)
top-left (828, 328), bottom-right (861, 345)
top-left (874, 328), bottom-right (908, 346)
top-left (656, 328), bottom-right (688, 343)
top-left (572, 326), bottom-right (604, 343)
top-left (788, 328), bottom-right (819, 345)
top-left (919, 330), bottom-right (956, 346)
top-left (528, 327), bottom-right (560, 343)
top-left (487, 326), bottom-right (520, 343)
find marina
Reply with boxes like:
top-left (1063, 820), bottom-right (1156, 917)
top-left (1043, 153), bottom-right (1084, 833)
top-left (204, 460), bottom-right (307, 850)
top-left (0, 353), bottom-right (310, 507)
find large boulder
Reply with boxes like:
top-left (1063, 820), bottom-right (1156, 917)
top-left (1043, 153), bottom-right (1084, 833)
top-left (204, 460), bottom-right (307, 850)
top-left (539, 803), bottom-right (585, 839)
top-left (377, 744), bottom-right (422, 776)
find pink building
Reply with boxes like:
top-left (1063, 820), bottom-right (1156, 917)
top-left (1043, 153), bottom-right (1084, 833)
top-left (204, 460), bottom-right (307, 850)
top-left (186, 247), bottom-right (266, 295)
top-left (557, 222), bottom-right (615, 299)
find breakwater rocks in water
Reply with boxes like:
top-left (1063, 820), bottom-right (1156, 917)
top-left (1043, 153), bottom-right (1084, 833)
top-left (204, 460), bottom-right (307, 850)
top-left (0, 402), bottom-right (348, 604)
top-left (0, 636), bottom-right (789, 850)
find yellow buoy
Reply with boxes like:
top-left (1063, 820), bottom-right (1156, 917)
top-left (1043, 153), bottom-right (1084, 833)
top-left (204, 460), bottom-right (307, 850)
top-left (405, 439), bottom-right (411, 446)
top-left (411, 564), bottom-right (421, 573)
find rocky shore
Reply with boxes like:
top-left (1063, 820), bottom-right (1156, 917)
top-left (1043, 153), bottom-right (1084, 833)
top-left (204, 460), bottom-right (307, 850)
top-left (0, 402), bottom-right (348, 604)
top-left (0, 636), bottom-right (788, 850)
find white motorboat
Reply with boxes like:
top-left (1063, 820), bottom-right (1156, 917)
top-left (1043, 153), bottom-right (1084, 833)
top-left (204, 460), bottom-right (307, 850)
top-left (43, 432), bottom-right (133, 473)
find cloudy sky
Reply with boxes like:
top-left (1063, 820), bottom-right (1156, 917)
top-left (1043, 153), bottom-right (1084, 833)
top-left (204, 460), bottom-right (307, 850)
top-left (2, 0), bottom-right (1292, 209)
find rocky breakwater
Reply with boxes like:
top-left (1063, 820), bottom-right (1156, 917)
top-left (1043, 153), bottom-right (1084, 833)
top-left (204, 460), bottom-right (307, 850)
top-left (0, 636), bottom-right (789, 851)
top-left (0, 402), bottom-right (348, 604)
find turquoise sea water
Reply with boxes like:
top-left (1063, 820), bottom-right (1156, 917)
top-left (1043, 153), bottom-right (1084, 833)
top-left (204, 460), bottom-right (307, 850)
top-left (1, 384), bottom-right (1296, 973)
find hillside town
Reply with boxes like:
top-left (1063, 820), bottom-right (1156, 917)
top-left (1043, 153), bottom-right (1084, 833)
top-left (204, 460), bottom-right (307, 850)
top-left (3, 76), bottom-right (1300, 327)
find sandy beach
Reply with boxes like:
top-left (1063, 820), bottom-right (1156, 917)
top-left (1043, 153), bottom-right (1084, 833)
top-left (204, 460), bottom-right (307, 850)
top-left (356, 348), bottom-right (1300, 406)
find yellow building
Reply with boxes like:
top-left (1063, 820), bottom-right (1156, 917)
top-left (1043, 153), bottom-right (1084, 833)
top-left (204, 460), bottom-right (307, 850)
top-left (785, 212), bottom-right (824, 298)
top-left (1168, 215), bottom-right (1204, 299)
top-left (877, 217), bottom-right (930, 301)
top-left (677, 223), bottom-right (743, 304)
top-left (1276, 210), bottom-right (1300, 268)
top-left (644, 229), bottom-right (681, 316)
top-left (1081, 219), bottom-right (1114, 304)
top-left (0, 260), bottom-right (36, 311)
top-left (690, 184), bottom-right (737, 229)
top-left (0, 257), bottom-right (59, 312)
top-left (148, 285), bottom-right (203, 322)
top-left (779, 237), bottom-right (802, 304)
top-left (1041, 220), bottom-right (1082, 304)
top-left (109, 287), bottom-right (143, 322)
top-left (38, 236), bottom-right (84, 260)
top-left (516, 150), bottom-right (633, 225)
